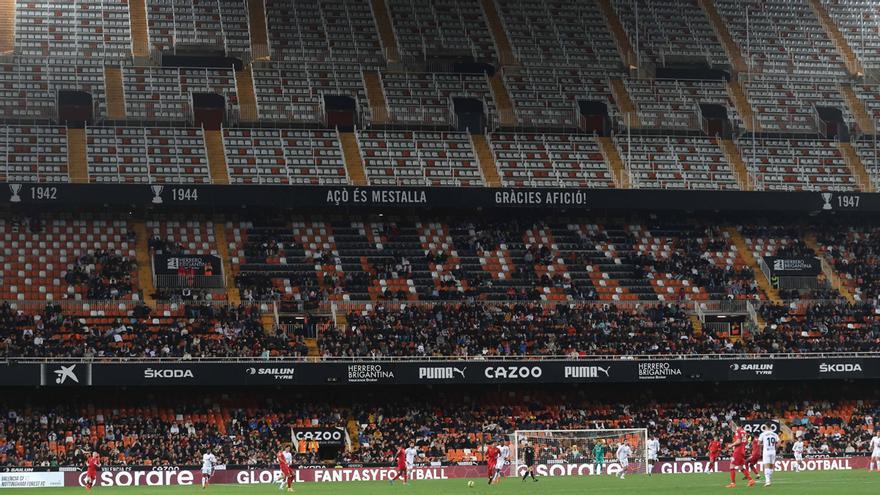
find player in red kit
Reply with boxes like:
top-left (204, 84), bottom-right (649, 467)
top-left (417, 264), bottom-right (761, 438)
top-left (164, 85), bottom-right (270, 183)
top-left (746, 436), bottom-right (762, 480)
top-left (84, 452), bottom-right (99, 491)
top-left (389, 446), bottom-right (408, 485)
top-left (708, 438), bottom-right (721, 464)
top-left (277, 446), bottom-right (295, 492)
top-left (486, 444), bottom-right (499, 485)
top-left (726, 426), bottom-right (755, 488)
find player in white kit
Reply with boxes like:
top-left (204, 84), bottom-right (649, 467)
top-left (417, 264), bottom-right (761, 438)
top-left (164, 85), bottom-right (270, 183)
top-left (757, 424), bottom-right (780, 487)
top-left (405, 444), bottom-right (419, 478)
top-left (647, 436), bottom-right (659, 476)
top-left (201, 451), bottom-right (218, 489)
top-left (615, 442), bottom-right (632, 480)
top-left (869, 432), bottom-right (880, 472)
top-left (791, 438), bottom-right (805, 472)
top-left (492, 443), bottom-right (510, 483)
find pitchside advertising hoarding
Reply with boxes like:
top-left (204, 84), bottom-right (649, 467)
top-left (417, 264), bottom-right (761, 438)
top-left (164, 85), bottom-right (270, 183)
top-left (0, 357), bottom-right (874, 386)
top-left (0, 457), bottom-right (872, 488)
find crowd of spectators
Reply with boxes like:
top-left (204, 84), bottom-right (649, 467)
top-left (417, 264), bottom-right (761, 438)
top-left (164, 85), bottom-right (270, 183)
top-left (64, 251), bottom-right (137, 300)
top-left (0, 303), bottom-right (309, 358)
top-left (0, 387), bottom-right (877, 467)
top-left (320, 300), bottom-right (880, 357)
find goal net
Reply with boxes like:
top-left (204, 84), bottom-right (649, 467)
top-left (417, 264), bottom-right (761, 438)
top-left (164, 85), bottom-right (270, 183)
top-left (510, 429), bottom-right (648, 478)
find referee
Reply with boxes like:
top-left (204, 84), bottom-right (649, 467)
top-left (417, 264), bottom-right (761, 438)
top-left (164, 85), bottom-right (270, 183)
top-left (521, 442), bottom-right (538, 482)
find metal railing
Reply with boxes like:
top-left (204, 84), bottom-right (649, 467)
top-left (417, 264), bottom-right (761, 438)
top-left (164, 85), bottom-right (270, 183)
top-left (5, 351), bottom-right (879, 365)
top-left (156, 274), bottom-right (226, 289)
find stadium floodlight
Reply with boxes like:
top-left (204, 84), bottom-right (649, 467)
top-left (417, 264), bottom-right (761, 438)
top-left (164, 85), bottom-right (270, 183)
top-left (510, 429), bottom-right (649, 477)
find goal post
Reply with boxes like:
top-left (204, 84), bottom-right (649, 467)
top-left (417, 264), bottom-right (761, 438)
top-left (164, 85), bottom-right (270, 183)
top-left (510, 429), bottom-right (649, 477)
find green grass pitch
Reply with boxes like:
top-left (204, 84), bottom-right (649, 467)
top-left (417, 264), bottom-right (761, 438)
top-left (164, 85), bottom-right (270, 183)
top-left (2, 471), bottom-right (878, 495)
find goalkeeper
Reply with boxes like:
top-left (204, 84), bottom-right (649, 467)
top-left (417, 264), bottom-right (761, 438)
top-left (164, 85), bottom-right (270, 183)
top-left (593, 440), bottom-right (605, 475)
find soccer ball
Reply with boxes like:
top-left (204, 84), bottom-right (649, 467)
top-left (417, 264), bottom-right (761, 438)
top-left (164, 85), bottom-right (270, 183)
top-left (467, 481), bottom-right (475, 488)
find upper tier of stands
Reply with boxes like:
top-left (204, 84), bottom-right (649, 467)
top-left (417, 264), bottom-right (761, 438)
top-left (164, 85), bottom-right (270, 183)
top-left (146, 0), bottom-right (251, 58)
top-left (611, 0), bottom-right (728, 69)
top-left (388, 0), bottom-right (496, 63)
top-left (715, 0), bottom-right (849, 78)
top-left (14, 0), bottom-right (132, 59)
top-left (820, 0), bottom-right (880, 70)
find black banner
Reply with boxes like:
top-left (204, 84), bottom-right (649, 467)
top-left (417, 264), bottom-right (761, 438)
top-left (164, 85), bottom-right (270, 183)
top-left (0, 357), bottom-right (868, 387)
top-left (0, 183), bottom-right (873, 213)
top-left (154, 255), bottom-right (222, 275)
top-left (291, 427), bottom-right (346, 446)
top-left (764, 257), bottom-right (822, 276)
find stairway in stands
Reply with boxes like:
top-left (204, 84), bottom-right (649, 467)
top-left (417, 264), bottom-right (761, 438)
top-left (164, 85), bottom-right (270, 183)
top-left (363, 71), bottom-right (390, 125)
top-left (339, 132), bottom-right (368, 186)
top-left (698, 0), bottom-right (748, 73)
top-left (133, 221), bottom-right (156, 307)
top-left (803, 234), bottom-right (855, 304)
top-left (480, 0), bottom-right (517, 66)
top-left (808, 0), bottom-right (863, 77)
top-left (247, 0), bottom-right (271, 60)
top-left (128, 0), bottom-right (150, 59)
top-left (214, 223), bottom-right (241, 304)
top-left (724, 227), bottom-right (782, 304)
top-left (838, 142), bottom-right (875, 192)
top-left (66, 128), bottom-right (89, 183)
top-left (104, 67), bottom-right (126, 121)
top-left (488, 73), bottom-right (517, 127)
top-left (205, 130), bottom-right (230, 184)
top-left (597, 0), bottom-right (637, 69)
top-left (370, 0), bottom-right (400, 64)
top-left (235, 66), bottom-right (259, 122)
top-left (840, 86), bottom-right (876, 134)
top-left (719, 139), bottom-right (752, 191)
top-left (727, 81), bottom-right (759, 132)
top-left (609, 79), bottom-right (641, 127)
top-left (471, 134), bottom-right (501, 186)
top-left (597, 137), bottom-right (630, 188)
top-left (0, 0), bottom-right (14, 54)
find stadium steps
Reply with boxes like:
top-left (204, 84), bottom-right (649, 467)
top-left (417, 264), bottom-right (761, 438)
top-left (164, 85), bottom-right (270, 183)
top-left (0, 0), bottom-right (14, 54)
top-left (370, 0), bottom-right (400, 64)
top-left (247, 0), bottom-right (271, 60)
top-left (470, 134), bottom-right (501, 187)
top-left (719, 139), bottom-right (752, 191)
top-left (597, 137), bottom-right (630, 188)
top-left (698, 0), bottom-right (748, 73)
top-left (128, 0), bottom-right (150, 59)
top-left (104, 66), bottom-right (126, 121)
top-left (305, 338), bottom-right (320, 357)
top-left (214, 223), bottom-right (241, 305)
top-left (597, 0), bottom-right (637, 69)
top-left (66, 128), bottom-right (89, 184)
top-left (689, 314), bottom-right (703, 336)
top-left (609, 78), bottom-right (641, 128)
top-left (480, 0), bottom-right (517, 66)
top-left (724, 227), bottom-right (782, 305)
top-left (132, 221), bottom-right (156, 308)
top-left (803, 234), bottom-right (856, 304)
top-left (727, 81), bottom-right (759, 133)
top-left (339, 132), bottom-right (368, 186)
top-left (234, 65), bottom-right (259, 122)
top-left (840, 85), bottom-right (876, 134)
top-left (488, 73), bottom-right (517, 127)
top-left (363, 70), bottom-right (390, 125)
top-left (838, 142), bottom-right (875, 193)
top-left (347, 418), bottom-right (360, 450)
top-left (808, 0), bottom-right (863, 77)
top-left (260, 313), bottom-right (275, 333)
top-left (205, 130), bottom-right (230, 184)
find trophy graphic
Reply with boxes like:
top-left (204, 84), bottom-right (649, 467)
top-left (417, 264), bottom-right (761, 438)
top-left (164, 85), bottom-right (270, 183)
top-left (151, 185), bottom-right (164, 204)
top-left (9, 184), bottom-right (21, 203)
top-left (821, 192), bottom-right (832, 211)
